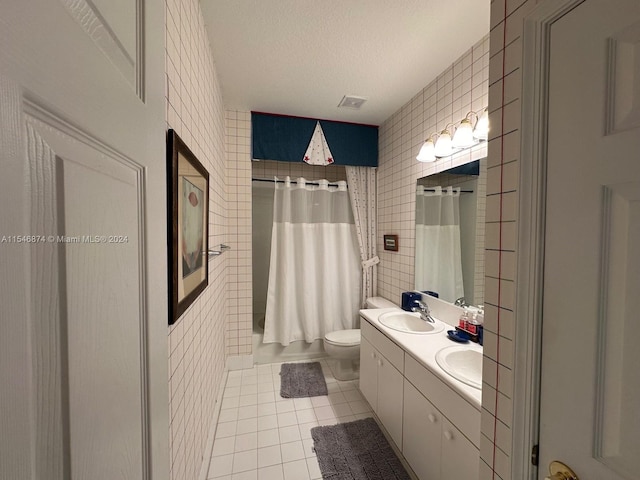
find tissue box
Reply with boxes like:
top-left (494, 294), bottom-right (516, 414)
top-left (401, 292), bottom-right (422, 311)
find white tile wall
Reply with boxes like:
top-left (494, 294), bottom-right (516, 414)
top-left (225, 110), bottom-right (253, 357)
top-left (479, 1), bottom-right (542, 479)
top-left (166, 0), bottom-right (228, 479)
top-left (377, 35), bottom-right (490, 306)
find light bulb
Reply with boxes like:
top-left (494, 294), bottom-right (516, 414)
top-left (416, 138), bottom-right (436, 162)
top-left (473, 109), bottom-right (489, 140)
top-left (434, 129), bottom-right (453, 157)
top-left (452, 118), bottom-right (477, 148)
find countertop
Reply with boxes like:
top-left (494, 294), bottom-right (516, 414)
top-left (359, 307), bottom-right (482, 410)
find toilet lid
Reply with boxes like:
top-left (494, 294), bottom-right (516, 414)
top-left (325, 329), bottom-right (361, 347)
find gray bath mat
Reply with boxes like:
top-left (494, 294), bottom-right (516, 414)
top-left (311, 417), bottom-right (411, 480)
top-left (280, 362), bottom-right (328, 398)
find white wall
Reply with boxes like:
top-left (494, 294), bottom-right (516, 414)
top-left (166, 0), bottom-right (228, 478)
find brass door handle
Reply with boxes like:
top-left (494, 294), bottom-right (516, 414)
top-left (545, 461), bottom-right (578, 480)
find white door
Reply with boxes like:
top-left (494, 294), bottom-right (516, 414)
top-left (0, 1), bottom-right (168, 479)
top-left (539, 0), bottom-right (640, 478)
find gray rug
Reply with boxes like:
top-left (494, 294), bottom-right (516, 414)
top-left (279, 362), bottom-right (328, 398)
top-left (311, 417), bottom-right (411, 480)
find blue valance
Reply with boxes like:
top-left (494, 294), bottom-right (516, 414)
top-left (251, 112), bottom-right (378, 167)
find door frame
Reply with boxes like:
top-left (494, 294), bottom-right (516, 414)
top-left (512, 0), bottom-right (585, 478)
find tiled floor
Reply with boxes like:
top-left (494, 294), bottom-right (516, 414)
top-left (207, 359), bottom-right (373, 480)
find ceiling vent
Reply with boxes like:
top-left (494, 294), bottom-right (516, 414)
top-left (338, 95), bottom-right (367, 110)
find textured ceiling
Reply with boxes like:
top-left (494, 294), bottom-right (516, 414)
top-left (201, 0), bottom-right (490, 125)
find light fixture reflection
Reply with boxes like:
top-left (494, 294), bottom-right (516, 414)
top-left (473, 108), bottom-right (489, 140)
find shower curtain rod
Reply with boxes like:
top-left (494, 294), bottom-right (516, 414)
top-left (252, 177), bottom-right (348, 188)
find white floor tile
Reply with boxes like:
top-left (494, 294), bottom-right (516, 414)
top-left (302, 438), bottom-right (315, 458)
top-left (236, 418), bottom-right (258, 435)
top-left (306, 457), bottom-right (322, 480)
top-left (222, 396), bottom-right (241, 410)
top-left (328, 391), bottom-right (347, 405)
top-left (257, 392), bottom-right (276, 403)
top-left (241, 384), bottom-right (258, 395)
top-left (213, 436), bottom-right (235, 457)
top-left (239, 395), bottom-right (258, 407)
top-left (275, 400), bottom-right (295, 414)
top-left (280, 441), bottom-right (305, 463)
top-left (257, 414), bottom-right (278, 432)
top-left (292, 397), bottom-right (313, 410)
top-left (232, 470), bottom-right (257, 480)
top-left (310, 396), bottom-right (330, 408)
top-left (282, 459), bottom-right (310, 480)
top-left (257, 444), bottom-right (282, 468)
top-left (224, 387), bottom-right (241, 398)
top-left (331, 402), bottom-right (353, 418)
top-left (298, 422), bottom-right (318, 440)
top-left (313, 406), bottom-right (335, 421)
top-left (238, 405), bottom-right (258, 420)
top-left (235, 432), bottom-right (258, 452)
top-left (215, 421), bottom-right (237, 439)
top-left (257, 464), bottom-right (284, 480)
top-left (219, 408), bottom-right (239, 423)
top-left (295, 408), bottom-right (316, 424)
top-left (208, 453), bottom-right (233, 478)
top-left (232, 450), bottom-right (257, 473)
top-left (278, 425), bottom-right (300, 444)
top-left (348, 400), bottom-right (370, 414)
top-left (276, 412), bottom-right (298, 427)
top-left (257, 403), bottom-right (277, 417)
top-left (210, 360), bottom-right (369, 480)
top-left (257, 428), bottom-right (280, 448)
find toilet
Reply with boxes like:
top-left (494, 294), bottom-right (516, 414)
top-left (324, 296), bottom-right (397, 380)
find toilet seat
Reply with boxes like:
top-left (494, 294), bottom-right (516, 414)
top-left (324, 329), bottom-right (361, 347)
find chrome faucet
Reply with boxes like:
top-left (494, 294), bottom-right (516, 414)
top-left (411, 300), bottom-right (436, 323)
top-left (454, 297), bottom-right (468, 307)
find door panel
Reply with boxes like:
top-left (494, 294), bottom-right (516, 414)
top-left (540, 0), bottom-right (640, 478)
top-left (0, 0), bottom-right (167, 478)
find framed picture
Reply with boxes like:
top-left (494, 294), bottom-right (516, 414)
top-left (167, 129), bottom-right (209, 325)
top-left (383, 234), bottom-right (398, 252)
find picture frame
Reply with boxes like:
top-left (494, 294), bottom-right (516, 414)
top-left (167, 129), bottom-right (209, 325)
top-left (383, 234), bottom-right (398, 252)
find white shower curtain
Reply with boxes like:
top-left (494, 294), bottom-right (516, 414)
top-left (345, 166), bottom-right (378, 308)
top-left (264, 177), bottom-right (361, 346)
top-left (415, 186), bottom-right (464, 303)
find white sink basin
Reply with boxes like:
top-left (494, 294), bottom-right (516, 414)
top-left (435, 346), bottom-right (483, 389)
top-left (378, 312), bottom-right (445, 334)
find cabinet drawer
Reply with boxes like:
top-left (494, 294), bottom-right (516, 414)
top-left (361, 319), bottom-right (404, 372)
top-left (405, 354), bottom-right (480, 448)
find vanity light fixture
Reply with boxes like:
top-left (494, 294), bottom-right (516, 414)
top-left (434, 124), bottom-right (456, 157)
top-left (416, 135), bottom-right (437, 162)
top-left (415, 107), bottom-right (489, 163)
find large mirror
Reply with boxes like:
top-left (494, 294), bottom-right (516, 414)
top-left (414, 159), bottom-right (486, 305)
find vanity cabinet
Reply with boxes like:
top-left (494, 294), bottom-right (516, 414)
top-left (403, 380), bottom-right (479, 480)
top-left (360, 322), bottom-right (404, 449)
top-left (359, 314), bottom-right (481, 480)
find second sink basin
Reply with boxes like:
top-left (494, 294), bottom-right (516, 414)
top-left (378, 311), bottom-right (445, 334)
top-left (435, 346), bottom-right (483, 389)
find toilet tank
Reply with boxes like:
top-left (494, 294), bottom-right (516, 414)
top-left (365, 297), bottom-right (397, 309)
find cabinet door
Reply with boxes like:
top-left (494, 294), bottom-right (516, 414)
top-left (440, 418), bottom-right (479, 480)
top-left (403, 380), bottom-right (442, 480)
top-left (377, 354), bottom-right (404, 449)
top-left (359, 336), bottom-right (378, 412)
